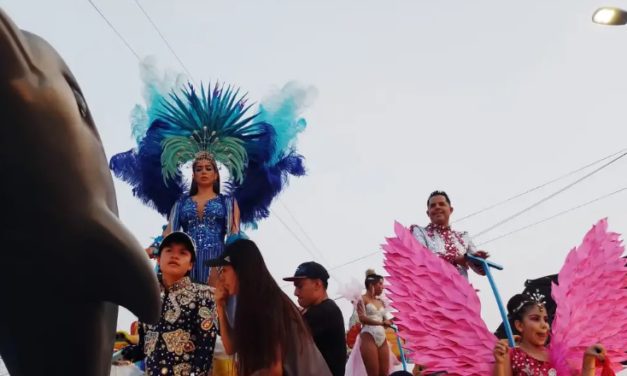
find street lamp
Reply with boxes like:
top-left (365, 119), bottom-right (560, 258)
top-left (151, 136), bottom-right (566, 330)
top-left (592, 7), bottom-right (627, 25)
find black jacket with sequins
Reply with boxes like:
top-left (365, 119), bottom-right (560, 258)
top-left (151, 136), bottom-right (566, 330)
top-left (121, 277), bottom-right (218, 376)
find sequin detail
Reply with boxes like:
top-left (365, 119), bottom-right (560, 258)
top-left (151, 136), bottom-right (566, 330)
top-left (410, 223), bottom-right (486, 278)
top-left (123, 277), bottom-right (218, 376)
top-left (510, 347), bottom-right (555, 376)
top-left (177, 195), bottom-right (228, 283)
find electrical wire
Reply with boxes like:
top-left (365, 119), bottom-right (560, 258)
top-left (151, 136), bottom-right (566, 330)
top-left (476, 186), bottom-right (627, 246)
top-left (286, 185), bottom-right (627, 286)
top-left (88, 0), bottom-right (140, 59)
top-left (472, 151), bottom-right (627, 238)
top-left (132, 0), bottom-right (197, 85)
top-left (453, 147), bottom-right (627, 224)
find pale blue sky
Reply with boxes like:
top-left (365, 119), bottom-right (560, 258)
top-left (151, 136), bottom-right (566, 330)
top-left (3, 0), bottom-right (627, 338)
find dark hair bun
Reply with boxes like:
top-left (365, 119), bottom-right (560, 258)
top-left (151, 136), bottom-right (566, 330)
top-left (506, 294), bottom-right (529, 315)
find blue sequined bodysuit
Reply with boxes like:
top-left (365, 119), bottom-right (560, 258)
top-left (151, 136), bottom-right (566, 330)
top-left (175, 194), bottom-right (230, 283)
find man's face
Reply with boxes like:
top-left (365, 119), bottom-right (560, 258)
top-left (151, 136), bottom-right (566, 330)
top-left (157, 242), bottom-right (193, 279)
top-left (293, 278), bottom-right (322, 308)
top-left (427, 194), bottom-right (453, 226)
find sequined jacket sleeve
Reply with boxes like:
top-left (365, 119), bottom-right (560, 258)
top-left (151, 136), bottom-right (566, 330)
top-left (121, 322), bottom-right (146, 362)
top-left (191, 286), bottom-right (219, 376)
top-left (410, 225), bottom-right (431, 252)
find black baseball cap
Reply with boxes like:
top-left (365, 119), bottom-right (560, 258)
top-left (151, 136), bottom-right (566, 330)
top-left (158, 232), bottom-right (197, 263)
top-left (283, 261), bottom-right (330, 283)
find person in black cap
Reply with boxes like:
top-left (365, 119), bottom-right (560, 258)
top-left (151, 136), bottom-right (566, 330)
top-left (283, 262), bottom-right (347, 376)
top-left (205, 239), bottom-right (332, 376)
top-left (120, 232), bottom-right (218, 376)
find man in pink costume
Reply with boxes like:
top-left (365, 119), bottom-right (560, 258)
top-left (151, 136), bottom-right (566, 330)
top-left (409, 190), bottom-right (489, 280)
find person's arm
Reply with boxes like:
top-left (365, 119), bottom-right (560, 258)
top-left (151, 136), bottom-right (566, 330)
top-left (357, 300), bottom-right (383, 326)
top-left (410, 225), bottom-right (431, 251)
top-left (465, 237), bottom-right (487, 276)
top-left (121, 322), bottom-right (146, 362)
top-left (216, 297), bottom-right (235, 355)
top-left (492, 341), bottom-right (512, 376)
top-left (581, 344), bottom-right (606, 376)
top-left (231, 199), bottom-right (240, 234)
top-left (145, 203), bottom-right (177, 258)
top-left (190, 290), bottom-right (219, 376)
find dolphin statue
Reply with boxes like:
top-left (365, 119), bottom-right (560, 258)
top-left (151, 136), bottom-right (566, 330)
top-left (0, 6), bottom-right (161, 376)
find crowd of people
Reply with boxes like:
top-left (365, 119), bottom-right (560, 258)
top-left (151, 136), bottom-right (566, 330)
top-left (108, 62), bottom-right (618, 376)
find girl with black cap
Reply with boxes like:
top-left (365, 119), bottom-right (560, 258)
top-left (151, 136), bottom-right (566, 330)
top-left (206, 238), bottom-right (331, 376)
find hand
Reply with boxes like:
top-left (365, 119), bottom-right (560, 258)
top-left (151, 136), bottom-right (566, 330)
top-left (455, 254), bottom-right (469, 267)
top-left (584, 343), bottom-right (606, 363)
top-left (493, 341), bottom-right (510, 364)
top-left (214, 280), bottom-right (228, 306)
top-left (145, 246), bottom-right (157, 259)
top-left (473, 250), bottom-right (490, 259)
top-left (382, 319), bottom-right (393, 327)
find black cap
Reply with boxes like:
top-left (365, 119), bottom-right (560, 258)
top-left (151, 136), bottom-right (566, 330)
top-left (282, 262), bottom-right (330, 283)
top-left (158, 232), bottom-right (197, 262)
top-left (204, 246), bottom-right (236, 268)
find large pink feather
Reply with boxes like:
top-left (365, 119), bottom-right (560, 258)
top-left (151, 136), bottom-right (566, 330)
top-left (549, 219), bottom-right (627, 375)
top-left (383, 221), bottom-right (496, 375)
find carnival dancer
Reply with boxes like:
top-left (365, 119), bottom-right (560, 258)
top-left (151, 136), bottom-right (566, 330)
top-left (109, 58), bottom-right (317, 287)
top-left (208, 239), bottom-right (332, 376)
top-left (493, 294), bottom-right (608, 376)
top-left (383, 219), bottom-right (627, 376)
top-left (343, 270), bottom-right (400, 376)
top-left (410, 190), bottom-right (489, 280)
top-left (283, 262), bottom-right (347, 376)
top-left (120, 232), bottom-right (218, 376)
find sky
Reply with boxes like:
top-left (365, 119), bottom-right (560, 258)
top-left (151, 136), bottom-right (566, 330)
top-left (3, 0), bottom-right (627, 370)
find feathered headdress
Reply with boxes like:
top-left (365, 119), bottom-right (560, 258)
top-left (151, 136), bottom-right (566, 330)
top-left (109, 58), bottom-right (316, 228)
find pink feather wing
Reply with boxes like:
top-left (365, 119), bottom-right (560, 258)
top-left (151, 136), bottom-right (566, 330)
top-left (549, 218), bottom-right (627, 375)
top-left (383, 221), bottom-right (497, 375)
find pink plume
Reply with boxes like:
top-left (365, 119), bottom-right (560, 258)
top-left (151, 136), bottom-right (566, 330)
top-left (383, 221), bottom-right (496, 376)
top-left (549, 219), bottom-right (627, 375)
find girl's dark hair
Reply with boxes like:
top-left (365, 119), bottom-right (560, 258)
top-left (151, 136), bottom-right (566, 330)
top-left (228, 239), bottom-right (310, 375)
top-left (364, 268), bottom-right (384, 289)
top-left (189, 158), bottom-right (220, 196)
top-left (506, 294), bottom-right (542, 335)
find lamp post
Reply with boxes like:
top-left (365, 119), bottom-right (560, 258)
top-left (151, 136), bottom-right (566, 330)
top-left (592, 7), bottom-right (627, 25)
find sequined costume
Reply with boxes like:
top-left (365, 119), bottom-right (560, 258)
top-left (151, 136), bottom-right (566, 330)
top-left (170, 194), bottom-right (235, 283)
top-left (109, 59), bottom-right (316, 278)
top-left (410, 223), bottom-right (485, 280)
top-left (510, 348), bottom-right (555, 376)
top-left (121, 277), bottom-right (218, 376)
top-left (357, 300), bottom-right (388, 348)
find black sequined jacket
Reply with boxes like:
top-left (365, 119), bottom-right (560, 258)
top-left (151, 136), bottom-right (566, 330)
top-left (121, 277), bottom-right (218, 376)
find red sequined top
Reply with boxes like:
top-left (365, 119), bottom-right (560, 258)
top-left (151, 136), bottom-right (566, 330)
top-left (510, 347), bottom-right (556, 376)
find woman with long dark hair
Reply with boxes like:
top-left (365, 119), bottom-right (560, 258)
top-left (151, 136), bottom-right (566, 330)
top-left (109, 60), bottom-right (316, 288)
top-left (206, 239), bottom-right (332, 376)
top-left (145, 152), bottom-right (239, 287)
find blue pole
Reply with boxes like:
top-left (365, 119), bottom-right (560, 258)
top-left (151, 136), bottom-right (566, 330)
top-left (466, 254), bottom-right (515, 348)
top-left (390, 325), bottom-right (407, 371)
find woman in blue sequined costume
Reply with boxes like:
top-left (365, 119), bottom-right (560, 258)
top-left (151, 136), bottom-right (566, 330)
top-left (110, 58), bottom-right (317, 288)
top-left (145, 154), bottom-right (240, 286)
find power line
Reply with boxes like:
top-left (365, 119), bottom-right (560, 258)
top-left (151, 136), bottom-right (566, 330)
top-left (88, 0), bottom-right (140, 59)
top-left (298, 185), bottom-right (627, 281)
top-left (472, 151), bottom-right (627, 238)
top-left (454, 147), bottom-right (627, 224)
top-left (88, 0), bottom-right (330, 279)
top-left (476, 186), bottom-right (627, 246)
top-left (132, 0), bottom-right (197, 85)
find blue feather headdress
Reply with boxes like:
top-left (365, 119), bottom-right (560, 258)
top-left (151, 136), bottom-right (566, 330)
top-left (110, 58), bottom-right (317, 228)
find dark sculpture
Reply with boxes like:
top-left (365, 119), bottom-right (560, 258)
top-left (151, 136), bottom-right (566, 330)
top-left (0, 7), bottom-right (160, 376)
